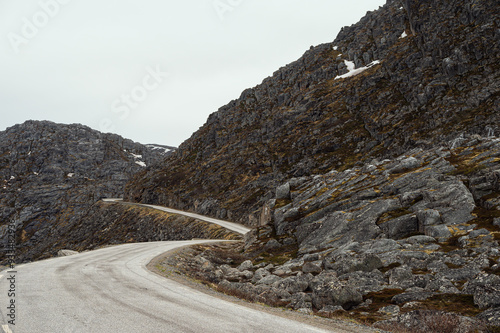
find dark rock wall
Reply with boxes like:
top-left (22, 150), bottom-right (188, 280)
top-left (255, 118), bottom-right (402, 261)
top-left (125, 0), bottom-right (499, 226)
top-left (0, 120), bottom-right (168, 262)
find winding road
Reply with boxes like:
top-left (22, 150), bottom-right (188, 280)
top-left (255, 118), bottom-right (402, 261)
top-left (102, 198), bottom-right (251, 235)
top-left (0, 240), bottom-right (344, 333)
top-left (0, 201), bottom-right (376, 333)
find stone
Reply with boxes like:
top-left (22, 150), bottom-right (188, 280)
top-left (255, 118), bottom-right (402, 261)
top-left (463, 274), bottom-right (500, 309)
top-left (389, 157), bottom-right (421, 174)
top-left (238, 260), bottom-right (254, 272)
top-left (263, 239), bottom-right (281, 251)
top-left (252, 268), bottom-right (270, 283)
top-left (389, 266), bottom-right (416, 289)
top-left (324, 253), bottom-right (383, 275)
top-left (302, 262), bottom-right (322, 274)
top-left (416, 209), bottom-right (442, 233)
top-left (378, 305), bottom-right (400, 316)
top-left (391, 289), bottom-right (434, 304)
top-left (276, 275), bottom-right (311, 294)
top-left (424, 225), bottom-right (452, 241)
top-left (311, 273), bottom-right (363, 310)
top-left (256, 274), bottom-right (282, 286)
top-left (403, 235), bottom-right (437, 245)
top-left (276, 183), bottom-right (291, 200)
top-left (469, 228), bottom-right (490, 238)
top-left (477, 307), bottom-right (500, 327)
top-left (379, 214), bottom-right (418, 239)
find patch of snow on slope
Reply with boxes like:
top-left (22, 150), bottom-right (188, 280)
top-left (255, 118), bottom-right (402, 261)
top-left (129, 152), bottom-right (147, 167)
top-left (146, 144), bottom-right (175, 154)
top-left (400, 31), bottom-right (408, 39)
top-left (335, 60), bottom-right (381, 80)
top-left (130, 153), bottom-right (143, 159)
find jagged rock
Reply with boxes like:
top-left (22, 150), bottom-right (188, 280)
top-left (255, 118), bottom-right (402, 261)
top-left (255, 274), bottom-right (282, 286)
top-left (252, 268), bottom-right (271, 283)
top-left (374, 310), bottom-right (476, 333)
top-left (341, 270), bottom-right (386, 294)
top-left (469, 228), bottom-right (490, 238)
top-left (427, 277), bottom-right (459, 293)
top-left (463, 274), bottom-right (500, 309)
top-left (276, 183), bottom-right (291, 200)
top-left (275, 275), bottom-right (311, 294)
top-left (379, 214), bottom-right (418, 239)
top-left (416, 209), bottom-right (442, 233)
top-left (389, 266), bottom-right (416, 289)
top-left (324, 253), bottom-right (383, 275)
top-left (263, 239), bottom-right (281, 251)
top-left (238, 260), bottom-right (254, 271)
top-left (424, 225), bottom-right (452, 241)
top-left (310, 272), bottom-right (363, 310)
top-left (388, 157), bottom-right (421, 174)
top-left (220, 265), bottom-right (242, 282)
top-left (402, 235), bottom-right (437, 245)
top-left (378, 305), bottom-right (400, 316)
top-left (477, 307), bottom-right (500, 327)
top-left (302, 262), bottom-right (322, 274)
top-left (392, 289), bottom-right (435, 305)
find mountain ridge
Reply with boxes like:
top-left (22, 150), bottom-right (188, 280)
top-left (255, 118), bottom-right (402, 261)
top-left (0, 120), bottom-right (188, 262)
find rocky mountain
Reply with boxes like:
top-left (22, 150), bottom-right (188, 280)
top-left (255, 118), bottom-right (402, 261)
top-left (0, 120), bottom-right (180, 262)
top-left (125, 0), bottom-right (499, 227)
top-left (124, 0), bottom-right (500, 329)
top-left (160, 136), bottom-right (500, 329)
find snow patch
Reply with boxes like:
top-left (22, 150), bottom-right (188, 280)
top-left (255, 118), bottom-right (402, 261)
top-left (146, 144), bottom-right (174, 154)
top-left (335, 60), bottom-right (381, 80)
top-left (67, 173), bottom-right (74, 178)
top-left (130, 153), bottom-right (143, 159)
top-left (135, 161), bottom-right (147, 167)
top-left (332, 46), bottom-right (338, 51)
top-left (399, 31), bottom-right (408, 39)
top-left (10, 176), bottom-right (15, 180)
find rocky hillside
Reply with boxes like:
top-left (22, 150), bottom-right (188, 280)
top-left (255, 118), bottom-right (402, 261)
top-left (0, 120), bottom-right (173, 263)
top-left (160, 136), bottom-right (500, 330)
top-left (125, 0), bottom-right (499, 227)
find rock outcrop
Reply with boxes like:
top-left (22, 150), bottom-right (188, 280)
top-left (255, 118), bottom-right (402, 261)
top-left (161, 137), bottom-right (500, 329)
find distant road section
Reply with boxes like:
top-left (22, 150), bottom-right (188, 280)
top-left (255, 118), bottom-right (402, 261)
top-left (0, 241), bottom-right (339, 333)
top-left (102, 198), bottom-right (251, 235)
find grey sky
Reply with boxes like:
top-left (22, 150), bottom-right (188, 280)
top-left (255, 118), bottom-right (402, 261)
top-left (0, 0), bottom-right (386, 146)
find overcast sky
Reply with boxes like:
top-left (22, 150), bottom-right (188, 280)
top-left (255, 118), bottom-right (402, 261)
top-left (0, 0), bottom-right (386, 147)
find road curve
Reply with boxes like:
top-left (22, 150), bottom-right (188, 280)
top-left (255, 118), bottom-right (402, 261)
top-left (0, 241), bottom-right (343, 333)
top-left (102, 198), bottom-right (251, 235)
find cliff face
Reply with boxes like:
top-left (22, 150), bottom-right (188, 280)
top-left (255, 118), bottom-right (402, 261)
top-left (125, 0), bottom-right (499, 226)
top-left (0, 120), bottom-right (169, 262)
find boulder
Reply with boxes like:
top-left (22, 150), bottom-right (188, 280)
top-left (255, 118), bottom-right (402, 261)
top-left (310, 272), bottom-right (363, 310)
